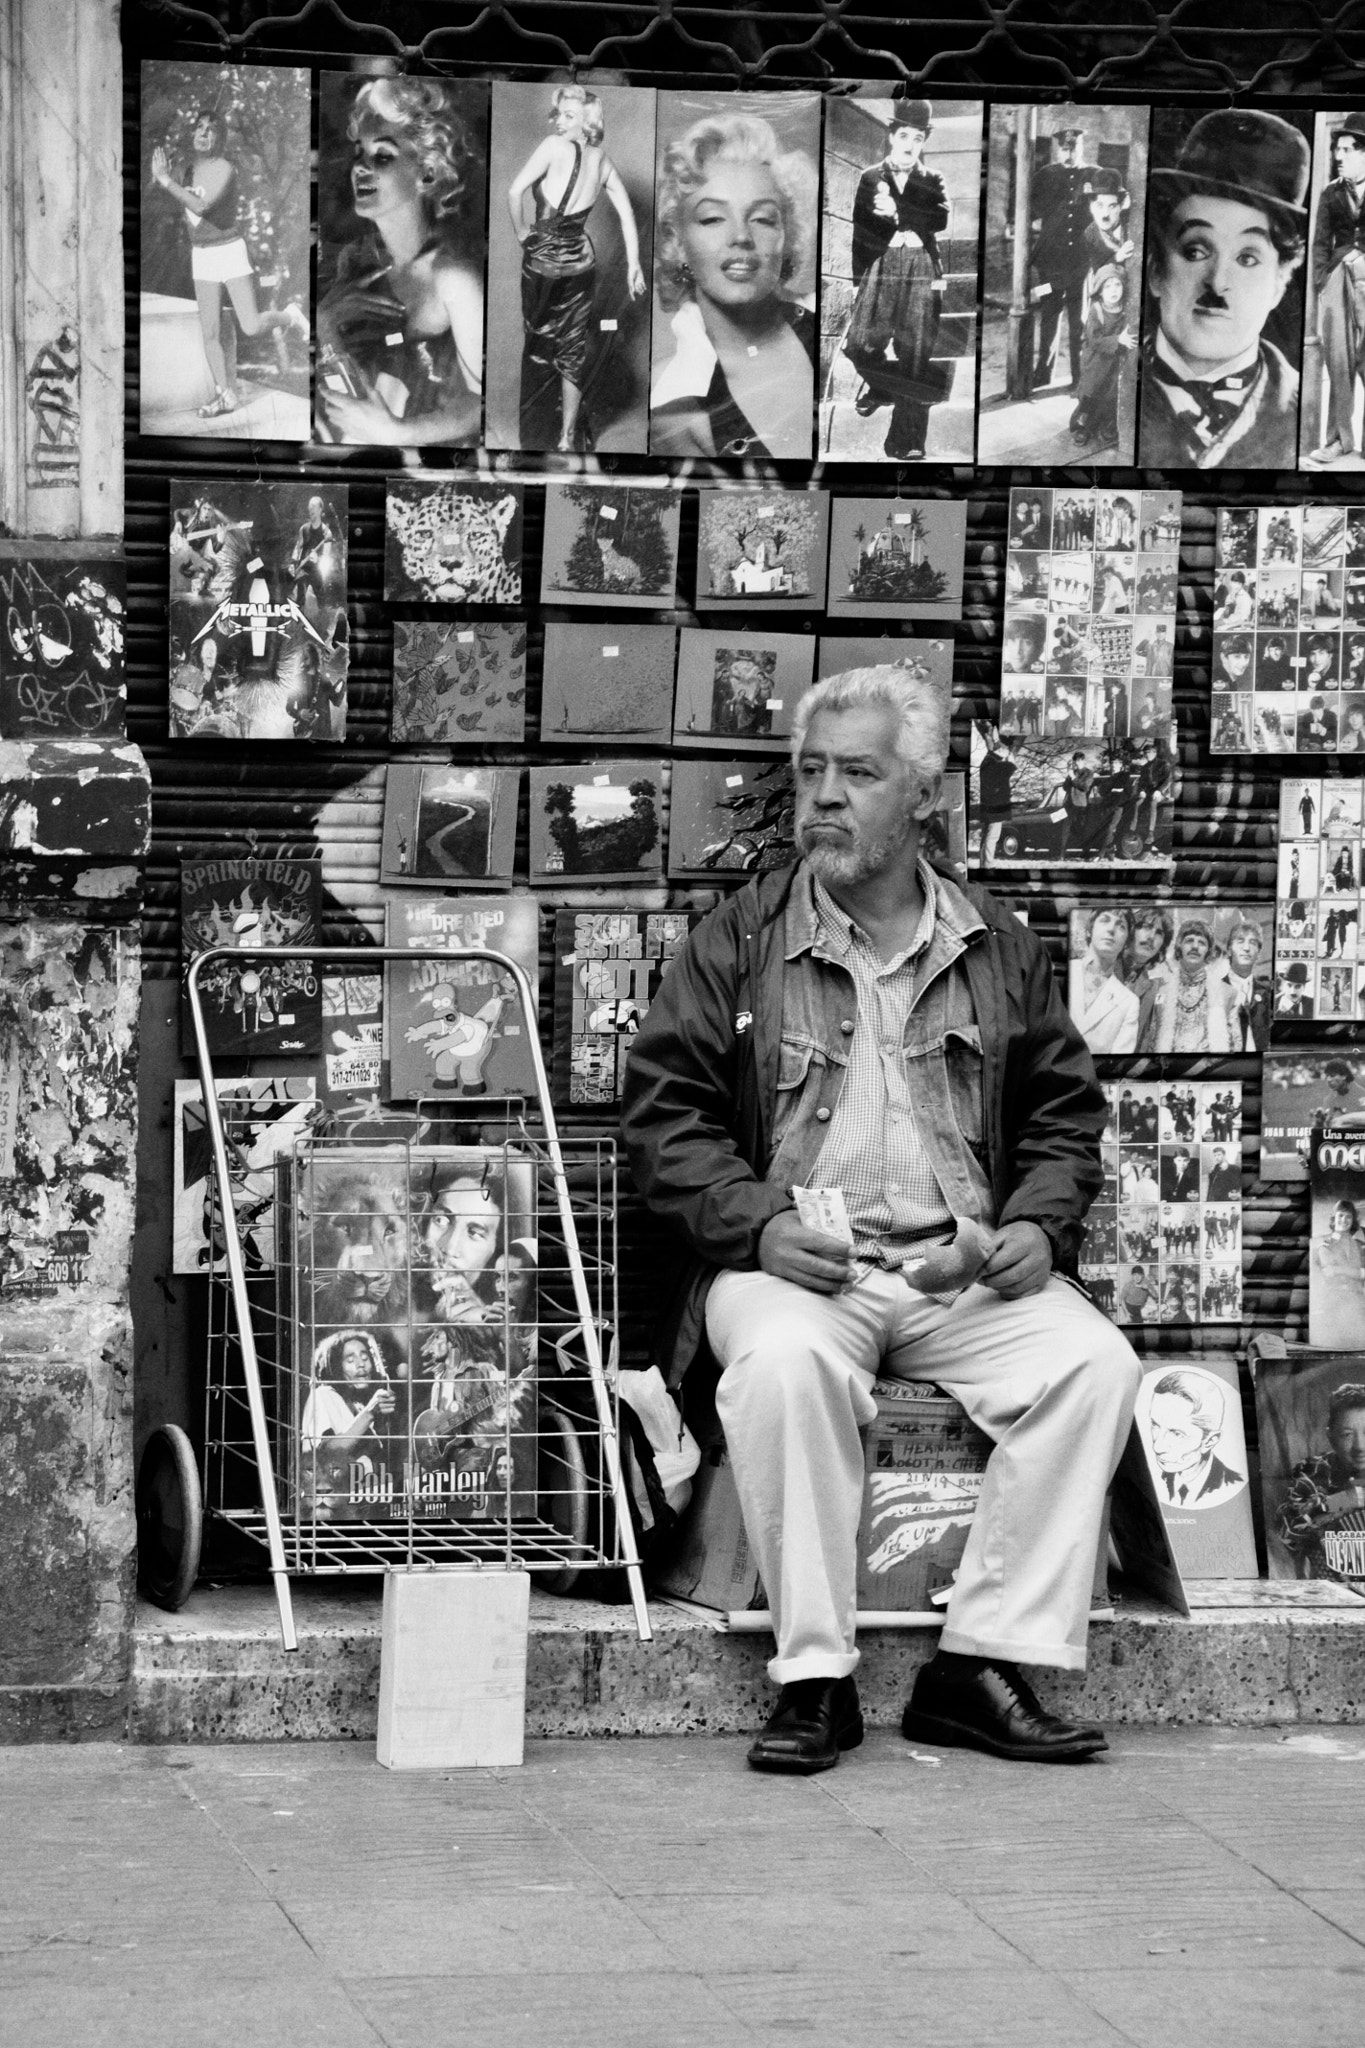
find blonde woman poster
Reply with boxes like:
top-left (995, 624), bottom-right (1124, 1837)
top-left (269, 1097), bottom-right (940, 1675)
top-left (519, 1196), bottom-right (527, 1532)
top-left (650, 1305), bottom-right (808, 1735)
top-left (649, 90), bottom-right (821, 461)
top-left (487, 82), bottom-right (656, 453)
top-left (314, 73), bottom-right (488, 448)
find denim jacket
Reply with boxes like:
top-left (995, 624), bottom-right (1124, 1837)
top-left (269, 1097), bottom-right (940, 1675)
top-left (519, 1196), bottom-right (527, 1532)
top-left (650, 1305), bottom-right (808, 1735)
top-left (767, 865), bottom-right (994, 1229)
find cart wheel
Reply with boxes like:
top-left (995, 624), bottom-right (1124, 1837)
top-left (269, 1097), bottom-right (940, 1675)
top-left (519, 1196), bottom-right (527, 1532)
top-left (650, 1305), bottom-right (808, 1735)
top-left (538, 1400), bottom-right (590, 1597)
top-left (136, 1425), bottom-right (203, 1612)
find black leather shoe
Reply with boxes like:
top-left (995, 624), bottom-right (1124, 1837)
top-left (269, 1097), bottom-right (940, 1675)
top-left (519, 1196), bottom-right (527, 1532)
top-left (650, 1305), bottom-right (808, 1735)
top-left (747, 1676), bottom-right (864, 1774)
top-left (902, 1659), bottom-right (1107, 1762)
top-left (855, 385), bottom-right (886, 416)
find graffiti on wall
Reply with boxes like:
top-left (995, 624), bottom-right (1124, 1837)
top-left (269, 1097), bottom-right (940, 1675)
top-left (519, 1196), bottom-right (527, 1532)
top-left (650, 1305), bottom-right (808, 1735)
top-left (24, 325), bottom-right (80, 491)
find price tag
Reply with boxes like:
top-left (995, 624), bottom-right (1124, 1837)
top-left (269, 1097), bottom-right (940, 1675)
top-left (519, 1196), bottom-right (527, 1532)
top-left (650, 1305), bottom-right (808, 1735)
top-left (593, 774), bottom-right (611, 785)
top-left (766, 697), bottom-right (783, 710)
top-left (757, 506), bottom-right (775, 519)
top-left (747, 345), bottom-right (759, 357)
top-left (458, 630), bottom-right (474, 643)
top-left (893, 514), bottom-right (913, 526)
top-left (726, 774), bottom-right (744, 788)
top-left (602, 645), bottom-right (619, 658)
top-left (324, 372), bottom-right (347, 392)
top-left (600, 318), bottom-right (618, 332)
top-left (385, 331), bottom-right (404, 347)
top-left (247, 555), bottom-right (264, 572)
top-left (600, 506), bottom-right (617, 521)
top-left (561, 953), bottom-right (577, 965)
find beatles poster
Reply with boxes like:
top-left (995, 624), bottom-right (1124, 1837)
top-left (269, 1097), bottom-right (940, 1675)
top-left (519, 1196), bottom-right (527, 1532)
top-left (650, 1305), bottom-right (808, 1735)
top-left (1068, 902), bottom-right (1272, 1056)
top-left (1276, 775), bottom-right (1365, 1021)
top-left (650, 90), bottom-right (821, 461)
top-left (968, 723), bottom-right (1176, 872)
top-left (1210, 504), bottom-right (1365, 754)
top-left (1138, 106), bottom-right (1312, 472)
top-left (168, 480), bottom-right (348, 741)
top-left (180, 856), bottom-right (323, 1058)
top-left (820, 91), bottom-right (984, 463)
top-left (1079, 1079), bottom-right (1243, 1328)
top-left (391, 621), bottom-right (527, 745)
top-left (551, 908), bottom-right (696, 1106)
top-left (386, 895), bottom-right (540, 1104)
top-left (672, 628), bottom-right (814, 753)
top-left (528, 762), bottom-right (664, 882)
top-left (979, 104), bottom-right (1150, 466)
top-left (0, 546), bottom-right (126, 739)
top-left (486, 82), bottom-right (656, 454)
top-left (998, 485), bottom-right (1182, 741)
top-left (1302, 110), bottom-right (1365, 471)
top-left (139, 61), bottom-right (311, 441)
top-left (539, 623), bottom-right (676, 744)
top-left (314, 73), bottom-right (487, 448)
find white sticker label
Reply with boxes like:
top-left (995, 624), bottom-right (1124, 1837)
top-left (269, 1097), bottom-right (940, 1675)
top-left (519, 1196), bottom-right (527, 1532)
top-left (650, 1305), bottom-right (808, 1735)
top-left (600, 506), bottom-right (617, 521)
top-left (593, 774), bottom-right (611, 786)
top-left (757, 506), bottom-right (775, 519)
top-left (893, 514), bottom-right (914, 525)
top-left (747, 345), bottom-right (759, 357)
top-left (766, 697), bottom-right (783, 710)
top-left (457, 630), bottom-right (474, 643)
top-left (726, 774), bottom-right (744, 788)
top-left (600, 318), bottom-right (618, 332)
top-left (561, 953), bottom-right (577, 965)
top-left (603, 645), bottom-right (619, 658)
top-left (385, 330), bottom-right (404, 346)
top-left (246, 555), bottom-right (264, 572)
top-left (324, 372), bottom-right (347, 391)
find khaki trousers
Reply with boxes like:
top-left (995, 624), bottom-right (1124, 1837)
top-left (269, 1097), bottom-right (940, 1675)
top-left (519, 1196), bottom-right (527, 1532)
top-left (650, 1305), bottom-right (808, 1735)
top-left (706, 1269), bottom-right (1141, 1686)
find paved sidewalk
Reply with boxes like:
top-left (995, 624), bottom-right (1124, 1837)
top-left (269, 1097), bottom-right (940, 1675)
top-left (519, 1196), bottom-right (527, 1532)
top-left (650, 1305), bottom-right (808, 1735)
top-left (4, 1726), bottom-right (1365, 2047)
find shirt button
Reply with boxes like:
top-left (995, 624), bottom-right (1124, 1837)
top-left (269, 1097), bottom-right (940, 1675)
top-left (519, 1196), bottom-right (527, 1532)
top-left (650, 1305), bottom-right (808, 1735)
top-left (840, 1019), bottom-right (854, 1034)
top-left (815, 1107), bottom-right (832, 1123)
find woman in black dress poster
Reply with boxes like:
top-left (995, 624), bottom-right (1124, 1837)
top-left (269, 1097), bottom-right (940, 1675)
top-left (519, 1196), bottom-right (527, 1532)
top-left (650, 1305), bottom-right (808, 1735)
top-left (506, 85), bottom-right (647, 452)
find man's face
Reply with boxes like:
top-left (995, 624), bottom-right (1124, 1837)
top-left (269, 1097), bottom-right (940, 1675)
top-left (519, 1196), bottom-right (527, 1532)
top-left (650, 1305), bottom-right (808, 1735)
top-left (1329, 1406), bottom-right (1365, 1477)
top-left (1154, 193), bottom-right (1294, 370)
top-left (1149, 1392), bottom-right (1214, 1474)
top-left (1229, 925), bottom-right (1261, 971)
top-left (1337, 135), bottom-right (1365, 182)
top-left (1221, 646), bottom-right (1251, 682)
top-left (887, 124), bottom-right (926, 170)
top-left (1056, 133), bottom-right (1081, 165)
top-left (1091, 193), bottom-right (1121, 234)
top-left (422, 1180), bottom-right (499, 1276)
top-left (794, 705), bottom-right (934, 887)
top-left (1179, 928), bottom-right (1210, 966)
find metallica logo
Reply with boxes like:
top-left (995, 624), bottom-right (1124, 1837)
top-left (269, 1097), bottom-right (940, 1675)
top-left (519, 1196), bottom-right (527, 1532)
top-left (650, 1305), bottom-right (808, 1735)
top-left (193, 596), bottom-right (329, 661)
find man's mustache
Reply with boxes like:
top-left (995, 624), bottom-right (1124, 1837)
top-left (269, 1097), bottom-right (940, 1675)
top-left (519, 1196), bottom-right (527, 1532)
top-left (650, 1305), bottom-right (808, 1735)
top-left (1195, 285), bottom-right (1228, 311)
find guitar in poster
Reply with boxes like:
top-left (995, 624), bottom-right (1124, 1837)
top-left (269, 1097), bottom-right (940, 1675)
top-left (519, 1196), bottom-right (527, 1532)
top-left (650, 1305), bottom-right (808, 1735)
top-left (387, 895), bottom-right (540, 1103)
top-left (180, 857), bottom-right (323, 1058)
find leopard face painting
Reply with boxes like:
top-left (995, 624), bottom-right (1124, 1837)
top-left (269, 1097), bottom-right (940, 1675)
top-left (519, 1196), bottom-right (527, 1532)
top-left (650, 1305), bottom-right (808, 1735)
top-left (384, 484), bottom-right (523, 604)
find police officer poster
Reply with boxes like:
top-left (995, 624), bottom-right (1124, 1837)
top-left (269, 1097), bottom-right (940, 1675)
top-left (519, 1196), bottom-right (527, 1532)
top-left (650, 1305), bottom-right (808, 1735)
top-left (1138, 108), bottom-right (1312, 471)
top-left (819, 90), bottom-right (984, 463)
top-left (978, 104), bottom-right (1150, 466)
top-left (1302, 111), bottom-right (1365, 471)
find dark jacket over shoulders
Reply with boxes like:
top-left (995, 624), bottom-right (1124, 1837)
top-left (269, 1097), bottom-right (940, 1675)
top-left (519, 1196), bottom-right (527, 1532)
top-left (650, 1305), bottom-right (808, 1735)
top-left (618, 861), bottom-right (1106, 1387)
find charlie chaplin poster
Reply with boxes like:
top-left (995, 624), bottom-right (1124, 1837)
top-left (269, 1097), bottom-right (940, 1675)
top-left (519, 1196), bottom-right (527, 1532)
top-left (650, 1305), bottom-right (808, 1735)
top-left (314, 73), bottom-right (487, 448)
top-left (979, 104), bottom-right (1150, 466)
top-left (649, 90), bottom-right (821, 460)
top-left (486, 82), bottom-right (656, 454)
top-left (139, 61), bottom-right (310, 440)
top-left (1138, 106), bottom-right (1312, 470)
top-left (820, 90), bottom-right (984, 463)
top-left (1303, 110), bottom-right (1365, 470)
top-left (1276, 775), bottom-right (1365, 1021)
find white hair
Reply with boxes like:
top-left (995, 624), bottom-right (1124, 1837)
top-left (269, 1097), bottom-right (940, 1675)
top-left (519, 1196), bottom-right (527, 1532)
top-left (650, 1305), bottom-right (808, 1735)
top-left (790, 663), bottom-right (950, 781)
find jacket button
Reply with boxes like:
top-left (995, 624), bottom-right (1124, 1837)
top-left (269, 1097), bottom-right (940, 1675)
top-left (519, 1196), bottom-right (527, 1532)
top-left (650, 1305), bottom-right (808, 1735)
top-left (816, 1107), bottom-right (832, 1123)
top-left (840, 1019), bottom-right (854, 1034)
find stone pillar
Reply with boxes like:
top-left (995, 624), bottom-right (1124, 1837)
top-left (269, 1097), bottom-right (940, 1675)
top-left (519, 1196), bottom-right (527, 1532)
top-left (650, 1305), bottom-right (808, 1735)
top-left (0, 0), bottom-right (145, 1738)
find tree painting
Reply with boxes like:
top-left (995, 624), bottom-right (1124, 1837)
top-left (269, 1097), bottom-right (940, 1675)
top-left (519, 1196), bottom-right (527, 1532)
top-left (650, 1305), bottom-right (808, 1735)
top-left (844, 508), bottom-right (949, 604)
top-left (543, 775), bottom-right (660, 874)
top-left (701, 493), bottom-right (820, 597)
top-left (559, 488), bottom-right (674, 597)
top-left (698, 762), bottom-right (794, 873)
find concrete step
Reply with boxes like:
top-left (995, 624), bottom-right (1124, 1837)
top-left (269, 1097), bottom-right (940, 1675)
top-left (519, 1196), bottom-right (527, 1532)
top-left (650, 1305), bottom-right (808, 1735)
top-left (130, 1580), bottom-right (1365, 1744)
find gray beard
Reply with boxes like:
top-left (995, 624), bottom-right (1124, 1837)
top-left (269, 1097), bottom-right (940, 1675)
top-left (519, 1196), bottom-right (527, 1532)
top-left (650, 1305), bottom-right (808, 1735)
top-left (797, 808), bottom-right (917, 887)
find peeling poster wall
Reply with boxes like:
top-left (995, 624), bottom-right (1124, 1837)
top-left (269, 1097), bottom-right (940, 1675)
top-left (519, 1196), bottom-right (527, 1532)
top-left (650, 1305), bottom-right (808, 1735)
top-left (0, 922), bottom-right (139, 1300)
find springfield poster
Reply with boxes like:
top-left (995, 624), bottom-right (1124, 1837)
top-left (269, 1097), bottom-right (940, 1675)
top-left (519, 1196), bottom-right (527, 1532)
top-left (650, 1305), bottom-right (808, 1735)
top-left (180, 856), bottom-right (322, 1058)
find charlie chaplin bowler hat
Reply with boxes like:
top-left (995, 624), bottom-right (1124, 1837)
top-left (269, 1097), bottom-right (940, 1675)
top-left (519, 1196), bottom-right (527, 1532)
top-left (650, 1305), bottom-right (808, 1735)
top-left (889, 99), bottom-right (932, 134)
top-left (1331, 112), bottom-right (1365, 148)
top-left (1150, 109), bottom-right (1309, 224)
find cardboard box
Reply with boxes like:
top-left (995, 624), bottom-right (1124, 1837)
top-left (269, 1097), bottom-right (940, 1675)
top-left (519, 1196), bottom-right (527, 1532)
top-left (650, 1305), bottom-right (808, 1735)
top-left (651, 1440), bottom-right (765, 1612)
top-left (856, 1381), bottom-right (994, 1612)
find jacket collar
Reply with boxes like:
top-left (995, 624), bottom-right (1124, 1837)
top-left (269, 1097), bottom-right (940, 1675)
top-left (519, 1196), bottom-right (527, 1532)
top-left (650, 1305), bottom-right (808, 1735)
top-left (783, 857), bottom-right (984, 964)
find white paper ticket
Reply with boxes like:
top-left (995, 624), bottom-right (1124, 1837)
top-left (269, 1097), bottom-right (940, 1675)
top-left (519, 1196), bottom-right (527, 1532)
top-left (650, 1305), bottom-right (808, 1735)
top-left (793, 1185), bottom-right (854, 1244)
